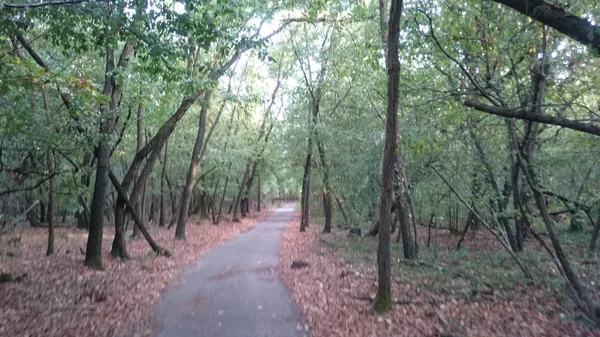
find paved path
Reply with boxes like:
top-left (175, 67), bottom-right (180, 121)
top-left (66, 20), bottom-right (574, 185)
top-left (152, 203), bottom-right (305, 337)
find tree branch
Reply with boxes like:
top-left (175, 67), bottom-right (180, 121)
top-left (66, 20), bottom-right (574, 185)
top-left (3, 0), bottom-right (103, 9)
top-left (464, 100), bottom-right (600, 137)
top-left (492, 0), bottom-right (600, 54)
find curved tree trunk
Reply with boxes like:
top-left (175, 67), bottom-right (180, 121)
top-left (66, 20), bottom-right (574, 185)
top-left (131, 102), bottom-right (145, 238)
top-left (176, 90), bottom-right (213, 239)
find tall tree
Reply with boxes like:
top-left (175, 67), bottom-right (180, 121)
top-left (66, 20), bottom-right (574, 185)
top-left (374, 0), bottom-right (403, 313)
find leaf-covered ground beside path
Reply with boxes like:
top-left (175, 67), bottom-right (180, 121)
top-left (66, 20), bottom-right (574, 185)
top-left (0, 208), bottom-right (274, 337)
top-left (280, 214), bottom-right (600, 337)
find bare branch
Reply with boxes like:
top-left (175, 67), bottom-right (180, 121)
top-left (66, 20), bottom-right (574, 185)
top-left (464, 100), bottom-right (600, 137)
top-left (3, 0), bottom-right (103, 9)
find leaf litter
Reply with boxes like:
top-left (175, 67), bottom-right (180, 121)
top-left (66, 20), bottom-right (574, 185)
top-left (280, 213), bottom-right (600, 337)
top-left (0, 208), bottom-right (274, 337)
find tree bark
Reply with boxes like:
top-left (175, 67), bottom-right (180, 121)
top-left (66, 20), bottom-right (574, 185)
top-left (159, 139), bottom-right (168, 227)
top-left (590, 216), bottom-right (600, 251)
top-left (176, 90), bottom-right (213, 239)
top-left (300, 140), bottom-right (312, 232)
top-left (46, 150), bottom-right (55, 256)
top-left (394, 159), bottom-right (416, 258)
top-left (232, 162), bottom-right (252, 222)
top-left (374, 0), bottom-right (403, 314)
top-left (131, 102), bottom-right (145, 237)
top-left (317, 137), bottom-right (332, 233)
top-left (509, 126), bottom-right (599, 325)
top-left (108, 170), bottom-right (169, 256)
top-left (256, 167), bottom-right (261, 212)
top-left (86, 44), bottom-right (119, 270)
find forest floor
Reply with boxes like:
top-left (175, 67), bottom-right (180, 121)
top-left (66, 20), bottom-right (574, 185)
top-left (0, 206), bottom-right (275, 337)
top-left (280, 213), bottom-right (600, 337)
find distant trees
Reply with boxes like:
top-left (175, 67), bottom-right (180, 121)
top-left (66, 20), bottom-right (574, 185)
top-left (0, 1), bottom-right (298, 267)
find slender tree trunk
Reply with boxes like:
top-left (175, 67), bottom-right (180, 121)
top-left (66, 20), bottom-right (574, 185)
top-left (159, 140), bottom-right (168, 227)
top-left (590, 216), bottom-right (600, 251)
top-left (40, 201), bottom-right (47, 224)
top-left (232, 162), bottom-right (252, 222)
top-left (374, 0), bottom-right (403, 313)
top-left (316, 138), bottom-right (332, 233)
top-left (241, 162), bottom-right (258, 217)
top-left (131, 102), bottom-right (144, 238)
top-left (46, 150), bottom-right (55, 256)
top-left (335, 197), bottom-right (348, 226)
top-left (509, 125), bottom-right (599, 325)
top-left (176, 90), bottom-right (213, 239)
top-left (216, 164), bottom-right (232, 224)
top-left (108, 170), bottom-right (169, 256)
top-left (300, 138), bottom-right (313, 232)
top-left (256, 168), bottom-right (261, 212)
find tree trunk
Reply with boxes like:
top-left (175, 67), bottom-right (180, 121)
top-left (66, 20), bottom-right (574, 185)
top-left (108, 170), bottom-right (169, 256)
top-left (256, 168), bottom-right (261, 212)
top-left (316, 138), bottom-right (332, 233)
top-left (374, 0), bottom-right (403, 314)
top-left (394, 159), bottom-right (417, 259)
top-left (232, 162), bottom-right (252, 222)
top-left (86, 44), bottom-right (120, 270)
top-left (509, 125), bottom-right (599, 325)
top-left (86, 141), bottom-right (110, 270)
top-left (589, 215), bottom-right (600, 251)
top-left (300, 138), bottom-right (313, 232)
top-left (159, 140), bottom-right (168, 227)
top-left (335, 197), bottom-right (348, 226)
top-left (216, 164), bottom-right (232, 225)
top-left (131, 102), bottom-right (145, 238)
top-left (176, 90), bottom-right (213, 239)
top-left (40, 201), bottom-right (47, 224)
top-left (46, 150), bottom-right (55, 256)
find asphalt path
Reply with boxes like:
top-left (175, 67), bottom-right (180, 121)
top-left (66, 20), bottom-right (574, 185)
top-left (152, 203), bottom-right (306, 337)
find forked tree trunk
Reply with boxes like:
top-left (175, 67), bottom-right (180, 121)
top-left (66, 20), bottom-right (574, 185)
top-left (176, 90), bottom-right (213, 239)
top-left (374, 0), bottom-right (403, 313)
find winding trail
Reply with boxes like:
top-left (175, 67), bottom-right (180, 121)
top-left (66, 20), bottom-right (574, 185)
top-left (152, 203), bottom-right (305, 337)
